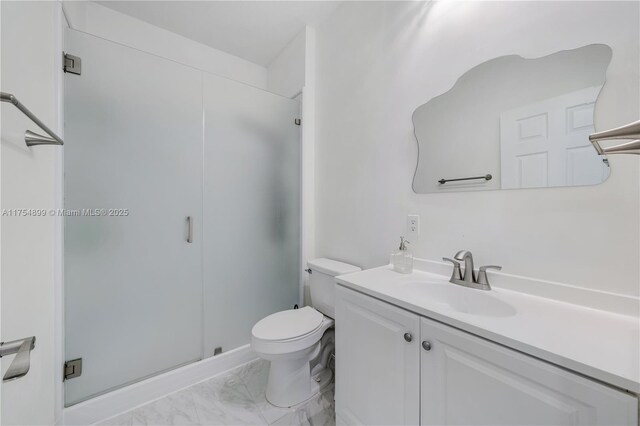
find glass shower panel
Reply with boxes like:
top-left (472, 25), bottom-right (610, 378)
top-left (203, 73), bottom-right (300, 356)
top-left (64, 30), bottom-right (203, 405)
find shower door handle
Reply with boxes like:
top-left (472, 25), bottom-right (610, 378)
top-left (187, 216), bottom-right (193, 243)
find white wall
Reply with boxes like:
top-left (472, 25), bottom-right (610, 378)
top-left (315, 1), bottom-right (640, 299)
top-left (62, 1), bottom-right (268, 90)
top-left (267, 29), bottom-right (306, 98)
top-left (0, 1), bottom-right (62, 424)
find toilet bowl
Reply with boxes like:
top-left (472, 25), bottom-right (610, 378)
top-left (252, 307), bottom-right (334, 407)
top-left (251, 258), bottom-right (361, 408)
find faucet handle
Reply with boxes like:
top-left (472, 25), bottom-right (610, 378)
top-left (476, 265), bottom-right (502, 287)
top-left (479, 265), bottom-right (502, 272)
top-left (442, 257), bottom-right (462, 282)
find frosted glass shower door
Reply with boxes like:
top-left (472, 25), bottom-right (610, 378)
top-left (203, 74), bottom-right (300, 355)
top-left (64, 30), bottom-right (203, 405)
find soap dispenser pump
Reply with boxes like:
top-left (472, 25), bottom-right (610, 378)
top-left (392, 236), bottom-right (413, 274)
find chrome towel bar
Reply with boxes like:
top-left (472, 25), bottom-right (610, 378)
top-left (439, 174), bottom-right (492, 185)
top-left (589, 120), bottom-right (640, 155)
top-left (0, 336), bottom-right (36, 382)
top-left (0, 91), bottom-right (64, 146)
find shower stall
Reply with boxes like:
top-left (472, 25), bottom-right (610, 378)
top-left (63, 29), bottom-right (300, 405)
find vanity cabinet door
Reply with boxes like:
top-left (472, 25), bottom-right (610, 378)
top-left (335, 286), bottom-right (420, 425)
top-left (420, 317), bottom-right (638, 426)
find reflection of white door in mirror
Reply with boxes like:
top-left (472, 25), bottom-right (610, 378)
top-left (500, 86), bottom-right (609, 189)
top-left (411, 44), bottom-right (617, 193)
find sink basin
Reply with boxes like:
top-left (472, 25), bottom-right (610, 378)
top-left (400, 280), bottom-right (517, 317)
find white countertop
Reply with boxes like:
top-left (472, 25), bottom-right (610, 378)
top-left (336, 265), bottom-right (640, 393)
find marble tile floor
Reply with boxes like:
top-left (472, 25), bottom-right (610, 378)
top-left (97, 359), bottom-right (335, 426)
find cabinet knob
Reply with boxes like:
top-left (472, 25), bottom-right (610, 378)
top-left (403, 333), bottom-right (413, 342)
top-left (422, 341), bottom-right (432, 351)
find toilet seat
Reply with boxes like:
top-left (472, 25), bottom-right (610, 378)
top-left (252, 306), bottom-right (324, 342)
top-left (251, 307), bottom-right (334, 356)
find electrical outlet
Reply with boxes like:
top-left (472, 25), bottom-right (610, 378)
top-left (407, 214), bottom-right (420, 238)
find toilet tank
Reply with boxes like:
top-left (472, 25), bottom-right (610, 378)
top-left (307, 258), bottom-right (361, 318)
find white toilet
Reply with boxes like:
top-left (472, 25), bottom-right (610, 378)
top-left (251, 258), bottom-right (361, 408)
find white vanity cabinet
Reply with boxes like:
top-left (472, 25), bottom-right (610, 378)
top-left (335, 285), bottom-right (420, 425)
top-left (335, 285), bottom-right (638, 426)
top-left (420, 317), bottom-right (637, 425)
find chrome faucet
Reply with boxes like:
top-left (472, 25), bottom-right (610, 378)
top-left (454, 250), bottom-right (475, 283)
top-left (443, 250), bottom-right (501, 291)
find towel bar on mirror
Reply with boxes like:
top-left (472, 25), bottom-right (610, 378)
top-left (439, 174), bottom-right (492, 185)
top-left (589, 120), bottom-right (640, 155)
top-left (0, 92), bottom-right (64, 146)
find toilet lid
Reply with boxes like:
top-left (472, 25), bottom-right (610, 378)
top-left (252, 306), bottom-right (324, 341)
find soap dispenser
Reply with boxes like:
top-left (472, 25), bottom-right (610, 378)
top-left (392, 236), bottom-right (413, 274)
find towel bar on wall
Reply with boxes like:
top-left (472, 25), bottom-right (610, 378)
top-left (0, 91), bottom-right (64, 146)
top-left (0, 336), bottom-right (35, 382)
top-left (589, 120), bottom-right (640, 155)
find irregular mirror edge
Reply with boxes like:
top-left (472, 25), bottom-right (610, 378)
top-left (411, 44), bottom-right (613, 194)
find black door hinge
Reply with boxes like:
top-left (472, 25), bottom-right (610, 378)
top-left (64, 358), bottom-right (82, 381)
top-left (63, 53), bottom-right (82, 75)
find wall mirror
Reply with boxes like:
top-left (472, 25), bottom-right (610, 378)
top-left (412, 44), bottom-right (613, 193)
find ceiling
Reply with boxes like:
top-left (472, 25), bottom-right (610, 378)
top-left (97, 1), bottom-right (342, 66)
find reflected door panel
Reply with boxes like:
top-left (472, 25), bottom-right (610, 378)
top-left (500, 86), bottom-right (609, 189)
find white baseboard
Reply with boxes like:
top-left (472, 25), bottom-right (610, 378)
top-left (63, 345), bottom-right (257, 426)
